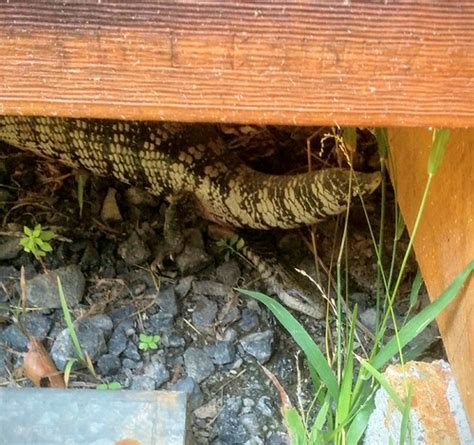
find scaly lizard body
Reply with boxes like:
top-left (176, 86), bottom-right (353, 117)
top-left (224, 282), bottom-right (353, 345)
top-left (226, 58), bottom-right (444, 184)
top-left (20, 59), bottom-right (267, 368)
top-left (0, 116), bottom-right (381, 318)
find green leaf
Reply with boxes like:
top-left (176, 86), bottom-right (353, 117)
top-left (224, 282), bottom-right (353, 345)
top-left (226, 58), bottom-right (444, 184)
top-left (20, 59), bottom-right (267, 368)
top-left (375, 128), bottom-right (389, 158)
top-left (33, 224), bottom-right (42, 237)
top-left (139, 333), bottom-right (148, 342)
top-left (40, 230), bottom-right (55, 241)
top-left (342, 127), bottom-right (357, 151)
top-left (235, 238), bottom-right (245, 251)
top-left (237, 289), bottom-right (338, 399)
top-left (57, 277), bottom-right (85, 362)
top-left (229, 234), bottom-right (239, 246)
top-left (138, 342), bottom-right (147, 350)
top-left (96, 383), bottom-right (108, 390)
top-left (399, 385), bottom-right (413, 445)
top-left (23, 226), bottom-right (33, 236)
top-left (345, 398), bottom-right (375, 445)
top-left (19, 238), bottom-right (29, 248)
top-left (428, 129), bottom-right (450, 175)
top-left (152, 335), bottom-right (160, 343)
top-left (284, 407), bottom-right (307, 445)
top-left (409, 268), bottom-right (423, 308)
top-left (372, 259), bottom-right (473, 370)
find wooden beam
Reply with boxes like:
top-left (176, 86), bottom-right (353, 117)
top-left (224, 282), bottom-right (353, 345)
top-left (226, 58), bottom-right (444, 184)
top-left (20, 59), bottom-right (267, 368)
top-left (388, 128), bottom-right (474, 426)
top-left (0, 1), bottom-right (473, 127)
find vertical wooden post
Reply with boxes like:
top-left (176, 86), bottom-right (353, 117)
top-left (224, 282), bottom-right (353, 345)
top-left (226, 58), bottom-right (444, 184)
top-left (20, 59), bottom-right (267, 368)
top-left (388, 128), bottom-right (474, 426)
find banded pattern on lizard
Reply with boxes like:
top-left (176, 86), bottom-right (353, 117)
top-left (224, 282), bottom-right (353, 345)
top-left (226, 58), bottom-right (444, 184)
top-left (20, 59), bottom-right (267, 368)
top-left (0, 116), bottom-right (381, 318)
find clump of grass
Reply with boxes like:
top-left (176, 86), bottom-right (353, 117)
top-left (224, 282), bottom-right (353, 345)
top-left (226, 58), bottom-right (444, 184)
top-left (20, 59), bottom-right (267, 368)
top-left (216, 233), bottom-right (245, 262)
top-left (238, 128), bottom-right (473, 444)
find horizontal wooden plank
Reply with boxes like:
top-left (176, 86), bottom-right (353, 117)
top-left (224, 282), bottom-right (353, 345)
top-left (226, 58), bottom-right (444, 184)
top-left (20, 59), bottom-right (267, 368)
top-left (0, 1), bottom-right (473, 126)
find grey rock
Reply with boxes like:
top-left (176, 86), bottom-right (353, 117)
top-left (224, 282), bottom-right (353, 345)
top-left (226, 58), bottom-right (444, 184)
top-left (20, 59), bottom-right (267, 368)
top-left (108, 306), bottom-right (134, 326)
top-left (108, 324), bottom-right (131, 356)
top-left (241, 413), bottom-right (261, 436)
top-left (219, 306), bottom-right (241, 325)
top-left (267, 432), bottom-right (286, 445)
top-left (216, 260), bottom-right (241, 286)
top-left (0, 265), bottom-right (18, 302)
top-left (1, 313), bottom-right (51, 352)
top-left (204, 341), bottom-right (236, 365)
top-left (0, 237), bottom-right (22, 260)
top-left (124, 342), bottom-right (141, 361)
top-left (122, 358), bottom-right (141, 369)
top-left (184, 347), bottom-right (215, 383)
top-left (273, 356), bottom-right (295, 386)
top-left (118, 231), bottom-right (151, 265)
top-left (175, 229), bottom-right (213, 275)
top-left (79, 242), bottom-right (100, 270)
top-left (84, 314), bottom-right (113, 338)
top-left (161, 334), bottom-right (186, 348)
top-left (171, 376), bottom-right (203, 411)
top-left (25, 265), bottom-right (85, 309)
top-left (149, 312), bottom-right (174, 333)
top-left (130, 375), bottom-right (155, 391)
top-left (239, 308), bottom-right (259, 332)
top-left (51, 318), bottom-right (107, 370)
top-left (219, 327), bottom-right (239, 343)
top-left (192, 296), bottom-right (218, 327)
top-left (175, 276), bottom-right (194, 298)
top-left (101, 188), bottom-right (122, 223)
top-left (97, 354), bottom-right (121, 376)
top-left (256, 396), bottom-right (276, 417)
top-left (214, 396), bottom-right (248, 444)
top-left (192, 280), bottom-right (230, 298)
top-left (143, 361), bottom-right (170, 388)
top-left (125, 187), bottom-right (159, 207)
top-left (240, 330), bottom-right (274, 364)
top-left (0, 348), bottom-right (9, 378)
top-left (155, 286), bottom-right (178, 316)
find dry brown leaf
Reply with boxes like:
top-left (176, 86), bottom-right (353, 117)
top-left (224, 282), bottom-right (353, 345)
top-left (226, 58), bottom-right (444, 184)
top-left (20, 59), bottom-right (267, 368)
top-left (23, 338), bottom-right (65, 388)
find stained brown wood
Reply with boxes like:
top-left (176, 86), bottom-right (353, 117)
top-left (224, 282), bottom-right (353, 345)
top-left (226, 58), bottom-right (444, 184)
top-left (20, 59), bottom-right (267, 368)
top-left (388, 128), bottom-right (474, 425)
top-left (1, 1), bottom-right (474, 126)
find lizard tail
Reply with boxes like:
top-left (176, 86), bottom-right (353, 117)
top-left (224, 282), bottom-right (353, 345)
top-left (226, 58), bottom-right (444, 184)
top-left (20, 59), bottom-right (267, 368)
top-left (205, 167), bottom-right (381, 229)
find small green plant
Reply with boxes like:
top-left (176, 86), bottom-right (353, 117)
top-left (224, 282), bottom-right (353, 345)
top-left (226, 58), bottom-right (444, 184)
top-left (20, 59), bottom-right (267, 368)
top-left (19, 224), bottom-right (55, 258)
top-left (97, 381), bottom-right (122, 390)
top-left (216, 234), bottom-right (245, 262)
top-left (138, 333), bottom-right (160, 351)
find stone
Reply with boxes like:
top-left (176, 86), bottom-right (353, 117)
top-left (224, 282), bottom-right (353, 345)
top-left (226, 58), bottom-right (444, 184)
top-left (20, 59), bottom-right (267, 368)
top-left (108, 324), bottom-right (131, 356)
top-left (192, 296), bottom-right (218, 327)
top-left (123, 342), bottom-right (141, 361)
top-left (0, 313), bottom-right (52, 352)
top-left (84, 314), bottom-right (113, 338)
top-left (175, 229), bottom-right (213, 275)
top-left (50, 319), bottom-right (107, 370)
top-left (256, 396), bottom-right (276, 417)
top-left (130, 375), bottom-right (155, 391)
top-left (214, 396), bottom-right (248, 444)
top-left (193, 398), bottom-right (219, 420)
top-left (97, 354), bottom-right (121, 376)
top-left (25, 265), bottom-right (85, 309)
top-left (0, 347), bottom-right (10, 378)
top-left (143, 360), bottom-right (170, 388)
top-left (184, 347), bottom-right (215, 383)
top-left (118, 231), bottom-right (151, 266)
top-left (204, 341), bottom-right (236, 365)
top-left (239, 309), bottom-right (259, 332)
top-left (216, 260), bottom-right (241, 286)
top-left (125, 187), bottom-right (159, 207)
top-left (155, 286), bottom-right (178, 316)
top-left (175, 276), bottom-right (194, 298)
top-left (101, 188), bottom-right (122, 223)
top-left (122, 358), bottom-right (141, 370)
top-left (149, 312), bottom-right (174, 333)
top-left (0, 236), bottom-right (22, 260)
top-left (364, 360), bottom-right (473, 445)
top-left (171, 377), bottom-right (204, 411)
top-left (239, 330), bottom-right (274, 364)
top-left (192, 280), bottom-right (230, 298)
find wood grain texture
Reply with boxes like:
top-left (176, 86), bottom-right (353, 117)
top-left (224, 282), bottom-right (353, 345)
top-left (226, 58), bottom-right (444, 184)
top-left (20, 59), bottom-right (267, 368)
top-left (388, 128), bottom-right (474, 426)
top-left (1, 1), bottom-right (473, 126)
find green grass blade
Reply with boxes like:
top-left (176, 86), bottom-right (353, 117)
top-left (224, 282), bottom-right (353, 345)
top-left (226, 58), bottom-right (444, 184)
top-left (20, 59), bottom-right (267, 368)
top-left (375, 128), bottom-right (389, 158)
top-left (237, 289), bottom-right (339, 399)
top-left (360, 361), bottom-right (404, 412)
top-left (372, 260), bottom-right (474, 370)
top-left (285, 407), bottom-right (308, 445)
top-left (409, 269), bottom-right (423, 308)
top-left (336, 307), bottom-right (357, 425)
top-left (428, 129), bottom-right (450, 175)
top-left (345, 398), bottom-right (375, 445)
top-left (399, 384), bottom-right (413, 445)
top-left (57, 276), bottom-right (85, 362)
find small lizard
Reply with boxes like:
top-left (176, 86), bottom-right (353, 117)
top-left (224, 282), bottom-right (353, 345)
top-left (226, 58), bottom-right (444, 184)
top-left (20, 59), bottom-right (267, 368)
top-left (0, 116), bottom-right (381, 317)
